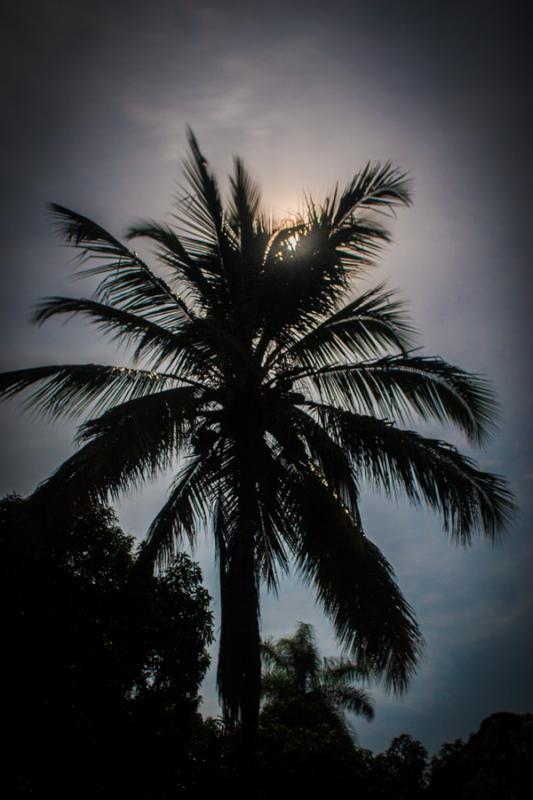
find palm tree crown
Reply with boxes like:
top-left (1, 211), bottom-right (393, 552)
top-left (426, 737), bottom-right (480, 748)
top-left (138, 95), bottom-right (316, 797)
top-left (0, 129), bottom-right (514, 738)
top-left (261, 621), bottom-right (374, 734)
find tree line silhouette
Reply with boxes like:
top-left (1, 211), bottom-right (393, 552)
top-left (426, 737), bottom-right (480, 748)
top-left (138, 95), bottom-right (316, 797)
top-left (3, 495), bottom-right (530, 798)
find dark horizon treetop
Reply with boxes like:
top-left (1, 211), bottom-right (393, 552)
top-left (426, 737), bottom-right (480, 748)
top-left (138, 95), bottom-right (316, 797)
top-left (0, 128), bottom-right (514, 740)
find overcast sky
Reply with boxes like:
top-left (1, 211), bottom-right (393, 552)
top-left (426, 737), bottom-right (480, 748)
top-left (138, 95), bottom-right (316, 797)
top-left (2, 0), bottom-right (532, 753)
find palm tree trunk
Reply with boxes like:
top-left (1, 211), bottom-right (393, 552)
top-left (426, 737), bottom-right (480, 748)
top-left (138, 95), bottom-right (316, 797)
top-left (216, 403), bottom-right (265, 762)
top-left (218, 544), bottom-right (261, 741)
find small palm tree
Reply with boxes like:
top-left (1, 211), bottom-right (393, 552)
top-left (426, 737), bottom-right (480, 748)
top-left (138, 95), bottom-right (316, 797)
top-left (0, 129), bottom-right (514, 740)
top-left (261, 622), bottom-right (374, 735)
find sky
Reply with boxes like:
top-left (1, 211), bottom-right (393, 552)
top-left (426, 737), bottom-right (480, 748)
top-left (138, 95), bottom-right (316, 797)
top-left (2, 0), bottom-right (532, 753)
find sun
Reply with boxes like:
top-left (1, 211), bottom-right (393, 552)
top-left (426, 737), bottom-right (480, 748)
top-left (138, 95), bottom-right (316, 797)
top-left (285, 233), bottom-right (300, 252)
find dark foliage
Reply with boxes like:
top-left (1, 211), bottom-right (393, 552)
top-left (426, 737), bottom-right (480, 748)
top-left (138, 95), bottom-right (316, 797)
top-left (427, 713), bottom-right (533, 800)
top-left (427, 738), bottom-right (467, 799)
top-left (255, 715), bottom-right (429, 799)
top-left (371, 734), bottom-right (428, 799)
top-left (0, 494), bottom-right (213, 798)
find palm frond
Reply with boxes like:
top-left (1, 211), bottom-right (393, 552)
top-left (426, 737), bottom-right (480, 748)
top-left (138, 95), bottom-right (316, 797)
top-left (141, 454), bottom-right (215, 569)
top-left (125, 221), bottom-right (220, 312)
top-left (327, 685), bottom-right (375, 720)
top-left (49, 202), bottom-right (127, 255)
top-left (261, 221), bottom-right (308, 267)
top-left (289, 468), bottom-right (423, 693)
top-left (322, 656), bottom-right (370, 684)
top-left (255, 479), bottom-right (291, 592)
top-left (177, 127), bottom-right (225, 248)
top-left (261, 638), bottom-right (289, 671)
top-left (0, 363), bottom-right (181, 421)
top-left (33, 295), bottom-right (182, 362)
top-left (31, 386), bottom-right (199, 508)
top-left (331, 161), bottom-right (412, 229)
top-left (256, 214), bottom-right (410, 359)
top-left (228, 156), bottom-right (261, 254)
top-left (252, 441), bottom-right (422, 693)
top-left (279, 406), bottom-right (359, 513)
top-left (33, 295), bottom-right (220, 378)
top-left (268, 283), bottom-right (415, 369)
top-left (327, 217), bottom-right (394, 272)
top-left (309, 403), bottom-right (515, 543)
top-left (49, 203), bottom-right (191, 327)
top-left (303, 354), bottom-right (499, 444)
top-left (260, 670), bottom-right (294, 701)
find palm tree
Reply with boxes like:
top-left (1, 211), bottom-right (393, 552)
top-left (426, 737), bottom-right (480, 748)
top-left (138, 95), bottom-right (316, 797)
top-left (0, 129), bottom-right (513, 742)
top-left (261, 621), bottom-right (374, 736)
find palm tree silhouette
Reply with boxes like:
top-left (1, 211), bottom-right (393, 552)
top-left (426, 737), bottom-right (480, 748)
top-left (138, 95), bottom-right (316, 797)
top-left (0, 129), bottom-right (513, 740)
top-left (261, 621), bottom-right (374, 735)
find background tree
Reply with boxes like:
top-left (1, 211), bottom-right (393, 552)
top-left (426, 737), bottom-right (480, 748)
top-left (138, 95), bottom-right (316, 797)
top-left (0, 494), bottom-right (213, 798)
top-left (257, 621), bottom-right (374, 796)
top-left (372, 734), bottom-right (429, 799)
top-left (426, 713), bottom-right (533, 800)
top-left (261, 620), bottom-right (374, 731)
top-left (0, 130), bottom-right (514, 741)
top-left (427, 738), bottom-right (466, 799)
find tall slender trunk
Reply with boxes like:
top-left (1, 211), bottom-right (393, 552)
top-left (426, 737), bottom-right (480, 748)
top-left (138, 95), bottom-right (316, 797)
top-left (218, 543), bottom-right (261, 742)
top-left (217, 441), bottom-right (262, 748)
